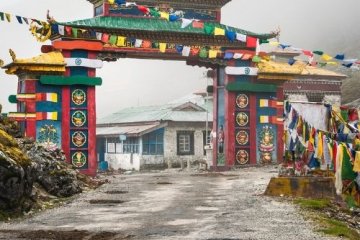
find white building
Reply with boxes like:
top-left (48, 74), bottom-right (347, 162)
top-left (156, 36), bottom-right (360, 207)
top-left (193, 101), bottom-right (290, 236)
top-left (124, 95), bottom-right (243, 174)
top-left (96, 93), bottom-right (213, 171)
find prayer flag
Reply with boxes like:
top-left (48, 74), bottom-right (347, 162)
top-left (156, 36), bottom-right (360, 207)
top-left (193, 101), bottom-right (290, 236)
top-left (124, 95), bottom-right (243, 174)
top-left (192, 21), bottom-right (204, 29)
top-left (246, 36), bottom-right (257, 48)
top-left (288, 58), bottom-right (296, 66)
top-left (5, 13), bottom-right (11, 22)
top-left (224, 52), bottom-right (234, 59)
top-left (252, 55), bottom-right (261, 63)
top-left (135, 39), bottom-right (143, 48)
top-left (279, 44), bottom-right (291, 49)
top-left (101, 33), bottom-right (110, 43)
top-left (269, 41), bottom-right (280, 46)
top-left (190, 48), bottom-right (200, 56)
top-left (160, 12), bottom-right (169, 20)
top-left (182, 46), bottom-right (191, 57)
top-left (137, 5), bottom-right (149, 14)
top-left (241, 54), bottom-right (252, 60)
top-left (321, 54), bottom-right (333, 61)
top-left (109, 35), bottom-right (117, 45)
top-left (233, 53), bottom-right (243, 59)
top-left (260, 39), bottom-right (269, 44)
top-left (335, 54), bottom-right (345, 60)
top-left (22, 17), bottom-right (29, 25)
top-left (0, 12), bottom-right (4, 21)
top-left (204, 23), bottom-right (215, 35)
top-left (208, 50), bottom-right (218, 58)
top-left (116, 36), bottom-right (126, 46)
top-left (214, 27), bottom-right (225, 36)
top-left (199, 48), bottom-right (208, 58)
top-left (65, 26), bottom-right (72, 36)
top-left (225, 30), bottom-right (236, 42)
top-left (72, 28), bottom-right (78, 38)
top-left (169, 15), bottom-right (179, 22)
top-left (96, 32), bottom-right (102, 40)
top-left (302, 50), bottom-right (313, 57)
top-left (175, 45), bottom-right (183, 53)
top-left (313, 50), bottom-right (324, 56)
top-left (236, 33), bottom-right (246, 42)
top-left (16, 16), bottom-right (22, 24)
top-left (159, 43), bottom-right (167, 53)
top-left (181, 18), bottom-right (193, 28)
top-left (58, 25), bottom-right (65, 35)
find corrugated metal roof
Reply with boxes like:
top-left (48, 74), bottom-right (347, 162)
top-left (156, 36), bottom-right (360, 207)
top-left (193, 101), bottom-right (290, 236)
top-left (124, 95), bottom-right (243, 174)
top-left (96, 123), bottom-right (161, 136)
top-left (97, 94), bottom-right (213, 125)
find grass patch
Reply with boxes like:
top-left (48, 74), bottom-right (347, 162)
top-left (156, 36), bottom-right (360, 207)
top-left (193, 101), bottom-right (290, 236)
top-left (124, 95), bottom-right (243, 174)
top-left (318, 217), bottom-right (360, 240)
top-left (293, 198), bottom-right (330, 210)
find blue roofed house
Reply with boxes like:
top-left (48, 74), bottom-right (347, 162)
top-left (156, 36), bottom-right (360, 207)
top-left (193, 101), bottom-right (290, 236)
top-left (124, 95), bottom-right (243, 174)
top-left (96, 93), bottom-right (213, 171)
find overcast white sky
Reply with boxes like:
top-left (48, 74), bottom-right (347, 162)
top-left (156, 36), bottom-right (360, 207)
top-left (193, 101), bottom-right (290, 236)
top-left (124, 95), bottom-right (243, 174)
top-left (0, 0), bottom-right (359, 117)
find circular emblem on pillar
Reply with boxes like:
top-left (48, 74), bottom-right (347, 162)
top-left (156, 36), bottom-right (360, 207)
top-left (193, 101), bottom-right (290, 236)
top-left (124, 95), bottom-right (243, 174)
top-left (244, 67), bottom-right (250, 75)
top-left (75, 58), bottom-right (82, 66)
top-left (72, 111), bottom-right (87, 127)
top-left (72, 131), bottom-right (87, 147)
top-left (72, 151), bottom-right (87, 168)
top-left (72, 89), bottom-right (86, 105)
top-left (236, 131), bottom-right (249, 145)
top-left (236, 112), bottom-right (249, 127)
top-left (236, 150), bottom-right (249, 165)
top-left (236, 94), bottom-right (249, 108)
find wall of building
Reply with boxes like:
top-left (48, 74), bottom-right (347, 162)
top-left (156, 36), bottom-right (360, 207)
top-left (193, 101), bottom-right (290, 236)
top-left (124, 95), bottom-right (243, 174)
top-left (105, 153), bottom-right (141, 171)
top-left (140, 155), bottom-right (166, 170)
top-left (164, 122), bottom-right (208, 167)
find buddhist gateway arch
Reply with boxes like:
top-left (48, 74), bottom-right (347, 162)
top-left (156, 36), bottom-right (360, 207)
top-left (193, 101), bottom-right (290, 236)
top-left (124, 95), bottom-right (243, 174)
top-left (3, 0), bottom-right (284, 176)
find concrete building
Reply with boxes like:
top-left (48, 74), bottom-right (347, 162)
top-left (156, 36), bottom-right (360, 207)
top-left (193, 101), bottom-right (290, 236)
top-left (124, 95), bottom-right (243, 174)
top-left (96, 93), bottom-right (213, 171)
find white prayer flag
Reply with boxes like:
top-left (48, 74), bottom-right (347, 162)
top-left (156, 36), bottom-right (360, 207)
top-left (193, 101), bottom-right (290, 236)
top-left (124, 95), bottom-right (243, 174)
top-left (135, 39), bottom-right (143, 48)
top-left (236, 33), bottom-right (246, 42)
top-left (96, 32), bottom-right (102, 40)
top-left (181, 18), bottom-right (193, 28)
top-left (182, 46), bottom-right (191, 57)
top-left (233, 53), bottom-right (243, 59)
top-left (58, 25), bottom-right (65, 35)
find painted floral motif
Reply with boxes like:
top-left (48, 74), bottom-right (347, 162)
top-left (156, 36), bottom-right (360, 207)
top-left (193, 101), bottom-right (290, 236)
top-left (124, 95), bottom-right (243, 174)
top-left (236, 112), bottom-right (249, 127)
top-left (236, 150), bottom-right (249, 165)
top-left (72, 131), bottom-right (86, 147)
top-left (38, 124), bottom-right (59, 151)
top-left (72, 151), bottom-right (87, 168)
top-left (258, 125), bottom-right (275, 164)
top-left (236, 94), bottom-right (249, 108)
top-left (236, 131), bottom-right (249, 145)
top-left (72, 89), bottom-right (86, 105)
top-left (71, 111), bottom-right (87, 127)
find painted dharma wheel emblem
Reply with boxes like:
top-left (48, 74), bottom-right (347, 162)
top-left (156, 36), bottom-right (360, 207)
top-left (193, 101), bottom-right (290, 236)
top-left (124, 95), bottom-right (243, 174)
top-left (72, 111), bottom-right (87, 127)
top-left (236, 131), bottom-right (249, 145)
top-left (236, 112), bottom-right (249, 127)
top-left (236, 150), bottom-right (249, 165)
top-left (72, 89), bottom-right (86, 105)
top-left (72, 131), bottom-right (87, 147)
top-left (236, 94), bottom-right (249, 108)
top-left (72, 151), bottom-right (87, 168)
top-left (75, 58), bottom-right (82, 66)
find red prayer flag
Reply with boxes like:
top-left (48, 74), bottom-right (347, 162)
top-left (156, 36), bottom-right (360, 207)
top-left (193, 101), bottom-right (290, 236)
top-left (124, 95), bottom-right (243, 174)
top-left (302, 50), bottom-right (314, 57)
top-left (101, 33), bottom-right (110, 43)
top-left (65, 26), bottom-right (72, 36)
top-left (191, 48), bottom-right (200, 56)
top-left (246, 36), bottom-right (257, 48)
top-left (137, 5), bottom-right (149, 14)
top-left (192, 21), bottom-right (204, 29)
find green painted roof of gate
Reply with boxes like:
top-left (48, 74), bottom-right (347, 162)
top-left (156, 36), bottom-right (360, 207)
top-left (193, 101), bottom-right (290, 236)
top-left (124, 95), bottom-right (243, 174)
top-left (59, 16), bottom-right (276, 39)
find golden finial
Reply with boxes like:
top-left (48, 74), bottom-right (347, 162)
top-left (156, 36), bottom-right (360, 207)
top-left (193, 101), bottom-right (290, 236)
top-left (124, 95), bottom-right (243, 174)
top-left (9, 49), bottom-right (16, 61)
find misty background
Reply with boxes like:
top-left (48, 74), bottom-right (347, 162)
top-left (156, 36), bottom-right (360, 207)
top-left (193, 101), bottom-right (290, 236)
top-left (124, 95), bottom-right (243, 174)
top-left (0, 0), bottom-right (359, 117)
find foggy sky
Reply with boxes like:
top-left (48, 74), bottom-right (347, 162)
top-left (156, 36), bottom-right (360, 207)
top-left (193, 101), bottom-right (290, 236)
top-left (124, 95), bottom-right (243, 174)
top-left (0, 0), bottom-right (359, 117)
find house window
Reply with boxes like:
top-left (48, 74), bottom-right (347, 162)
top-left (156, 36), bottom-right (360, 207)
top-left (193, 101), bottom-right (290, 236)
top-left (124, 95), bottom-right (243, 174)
top-left (142, 129), bottom-right (164, 155)
top-left (123, 137), bottom-right (139, 153)
top-left (95, 5), bottom-right (104, 16)
top-left (177, 131), bottom-right (194, 155)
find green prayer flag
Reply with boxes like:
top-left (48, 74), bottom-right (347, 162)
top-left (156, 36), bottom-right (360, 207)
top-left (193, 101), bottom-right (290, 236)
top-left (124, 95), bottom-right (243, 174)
top-left (0, 12), bottom-right (4, 21)
top-left (204, 23), bottom-right (215, 35)
top-left (319, 62), bottom-right (327, 67)
top-left (313, 50), bottom-right (324, 56)
top-left (199, 48), bottom-right (208, 58)
top-left (341, 145), bottom-right (357, 180)
top-left (72, 28), bottom-right (78, 38)
top-left (252, 55), bottom-right (261, 63)
top-left (260, 39), bottom-right (269, 44)
top-left (341, 109), bottom-right (349, 122)
top-left (149, 8), bottom-right (160, 18)
top-left (109, 35), bottom-right (117, 45)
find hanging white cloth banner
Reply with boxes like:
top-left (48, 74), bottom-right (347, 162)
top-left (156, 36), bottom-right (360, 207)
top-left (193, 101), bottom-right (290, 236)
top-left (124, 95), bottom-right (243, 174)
top-left (225, 66), bottom-right (258, 76)
top-left (65, 58), bottom-right (103, 68)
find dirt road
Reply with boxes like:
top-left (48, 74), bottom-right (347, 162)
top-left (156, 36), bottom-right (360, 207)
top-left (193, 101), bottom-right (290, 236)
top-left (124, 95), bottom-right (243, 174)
top-left (0, 166), bottom-right (335, 239)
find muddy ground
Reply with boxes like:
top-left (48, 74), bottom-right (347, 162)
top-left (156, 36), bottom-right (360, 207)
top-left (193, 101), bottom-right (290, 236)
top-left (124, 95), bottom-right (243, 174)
top-left (0, 166), bottom-right (338, 240)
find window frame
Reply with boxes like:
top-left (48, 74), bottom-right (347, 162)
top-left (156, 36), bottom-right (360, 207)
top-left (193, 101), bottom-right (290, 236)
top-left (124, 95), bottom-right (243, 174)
top-left (177, 131), bottom-right (194, 156)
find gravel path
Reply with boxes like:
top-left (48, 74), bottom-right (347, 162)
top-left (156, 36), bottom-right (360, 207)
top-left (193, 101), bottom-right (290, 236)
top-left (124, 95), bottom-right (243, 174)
top-left (0, 166), bottom-right (337, 240)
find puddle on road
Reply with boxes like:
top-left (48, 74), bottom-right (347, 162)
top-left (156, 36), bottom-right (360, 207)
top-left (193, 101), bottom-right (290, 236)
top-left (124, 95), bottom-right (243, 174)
top-left (105, 190), bottom-right (129, 194)
top-left (156, 181), bottom-right (173, 185)
top-left (89, 199), bottom-right (127, 204)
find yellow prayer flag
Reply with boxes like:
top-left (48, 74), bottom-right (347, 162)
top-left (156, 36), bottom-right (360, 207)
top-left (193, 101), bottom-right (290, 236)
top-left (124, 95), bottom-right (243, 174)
top-left (269, 41), bottom-right (279, 46)
top-left (327, 61), bottom-right (338, 65)
top-left (214, 27), bottom-right (225, 36)
top-left (208, 50), bottom-right (218, 58)
top-left (116, 36), bottom-right (126, 47)
top-left (159, 43), bottom-right (167, 53)
top-left (321, 54), bottom-right (333, 61)
top-left (48, 93), bottom-right (58, 102)
top-left (108, 0), bottom-right (115, 4)
top-left (160, 12), bottom-right (169, 21)
top-left (5, 13), bottom-right (11, 22)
